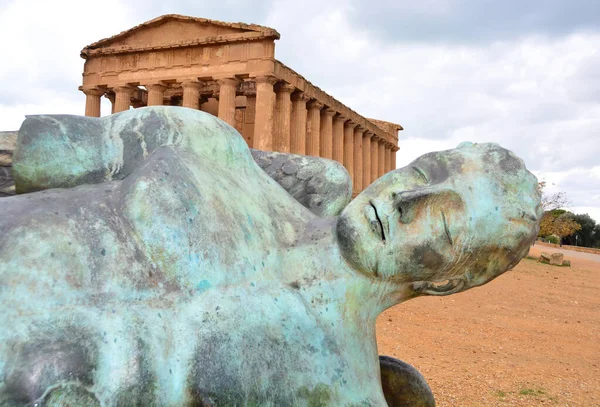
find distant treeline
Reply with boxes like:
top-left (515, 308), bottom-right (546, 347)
top-left (538, 209), bottom-right (600, 248)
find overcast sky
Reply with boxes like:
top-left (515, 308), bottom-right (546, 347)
top-left (1, 0), bottom-right (599, 221)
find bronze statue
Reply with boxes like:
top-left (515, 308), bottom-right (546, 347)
top-left (0, 107), bottom-right (541, 406)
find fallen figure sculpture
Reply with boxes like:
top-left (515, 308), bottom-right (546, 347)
top-left (0, 107), bottom-right (541, 406)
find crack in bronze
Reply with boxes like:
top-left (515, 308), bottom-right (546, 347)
top-left (370, 201), bottom-right (386, 242)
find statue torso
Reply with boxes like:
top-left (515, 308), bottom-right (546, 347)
top-left (0, 147), bottom-right (385, 406)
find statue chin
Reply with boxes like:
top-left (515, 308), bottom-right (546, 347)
top-left (335, 214), bottom-right (361, 269)
top-left (334, 212), bottom-right (376, 278)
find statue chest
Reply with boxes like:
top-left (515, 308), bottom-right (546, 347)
top-left (1, 291), bottom-right (384, 406)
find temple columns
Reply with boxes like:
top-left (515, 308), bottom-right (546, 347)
top-left (353, 126), bottom-right (364, 195)
top-left (253, 75), bottom-right (277, 151)
top-left (217, 78), bottom-right (239, 126)
top-left (319, 108), bottom-right (335, 159)
top-left (273, 83), bottom-right (295, 153)
top-left (113, 85), bottom-right (136, 113)
top-left (83, 88), bottom-right (104, 117)
top-left (378, 141), bottom-right (386, 177)
top-left (362, 132), bottom-right (372, 188)
top-left (391, 147), bottom-right (397, 170)
top-left (182, 80), bottom-right (203, 109)
top-left (370, 135), bottom-right (378, 184)
top-left (306, 100), bottom-right (324, 157)
top-left (146, 83), bottom-right (167, 106)
top-left (343, 121), bottom-right (356, 185)
top-left (290, 92), bottom-right (308, 155)
top-left (332, 114), bottom-right (345, 164)
top-left (385, 145), bottom-right (391, 173)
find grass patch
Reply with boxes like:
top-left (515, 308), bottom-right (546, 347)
top-left (519, 388), bottom-right (545, 396)
top-left (538, 260), bottom-right (570, 267)
top-left (495, 390), bottom-right (507, 398)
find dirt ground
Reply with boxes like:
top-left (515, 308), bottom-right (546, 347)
top-left (376, 246), bottom-right (600, 407)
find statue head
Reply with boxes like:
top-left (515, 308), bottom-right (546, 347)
top-left (336, 142), bottom-right (542, 296)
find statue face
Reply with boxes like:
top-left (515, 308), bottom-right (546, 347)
top-left (336, 143), bottom-right (540, 296)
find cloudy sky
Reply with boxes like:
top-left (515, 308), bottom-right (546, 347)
top-left (1, 0), bottom-right (599, 221)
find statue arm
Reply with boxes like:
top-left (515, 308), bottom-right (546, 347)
top-left (5, 110), bottom-right (352, 217)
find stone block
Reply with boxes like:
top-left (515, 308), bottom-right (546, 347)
top-left (539, 252), bottom-right (552, 263)
top-left (550, 253), bottom-right (564, 266)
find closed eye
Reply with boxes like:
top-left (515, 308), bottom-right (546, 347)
top-left (441, 210), bottom-right (453, 246)
top-left (412, 166), bottom-right (429, 183)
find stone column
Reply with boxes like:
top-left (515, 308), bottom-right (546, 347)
top-left (319, 108), bottom-right (335, 159)
top-left (306, 100), bottom-right (324, 157)
top-left (83, 88), bottom-right (104, 117)
top-left (332, 114), bottom-right (346, 164)
top-left (378, 140), bottom-right (386, 177)
top-left (113, 85), bottom-right (136, 113)
top-left (217, 78), bottom-right (239, 126)
top-left (370, 134), bottom-right (378, 185)
top-left (363, 132), bottom-right (372, 188)
top-left (182, 80), bottom-right (203, 110)
top-left (273, 83), bottom-right (295, 153)
top-left (385, 145), bottom-right (391, 173)
top-left (353, 126), bottom-right (364, 195)
top-left (146, 83), bottom-right (167, 106)
top-left (391, 147), bottom-right (397, 170)
top-left (290, 92), bottom-right (308, 155)
top-left (343, 121), bottom-right (356, 184)
top-left (253, 75), bottom-right (278, 151)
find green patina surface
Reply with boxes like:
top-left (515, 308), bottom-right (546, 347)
top-left (0, 107), bottom-right (541, 406)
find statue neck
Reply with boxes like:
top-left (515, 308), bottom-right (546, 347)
top-left (281, 217), bottom-right (415, 320)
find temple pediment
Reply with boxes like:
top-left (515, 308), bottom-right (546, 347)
top-left (81, 14), bottom-right (279, 57)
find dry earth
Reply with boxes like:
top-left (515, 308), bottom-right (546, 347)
top-left (376, 246), bottom-right (600, 407)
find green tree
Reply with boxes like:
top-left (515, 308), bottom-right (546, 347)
top-left (565, 213), bottom-right (597, 247)
top-left (594, 224), bottom-right (600, 248)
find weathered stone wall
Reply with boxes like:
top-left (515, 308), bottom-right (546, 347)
top-left (0, 131), bottom-right (16, 197)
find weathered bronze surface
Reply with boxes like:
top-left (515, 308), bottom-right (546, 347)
top-left (0, 107), bottom-right (541, 406)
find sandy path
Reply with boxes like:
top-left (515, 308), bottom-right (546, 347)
top-left (376, 246), bottom-right (600, 407)
top-left (533, 244), bottom-right (600, 263)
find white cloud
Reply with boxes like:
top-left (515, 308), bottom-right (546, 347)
top-left (264, 7), bottom-right (600, 219)
top-left (571, 207), bottom-right (600, 224)
top-left (0, 0), bottom-right (137, 128)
